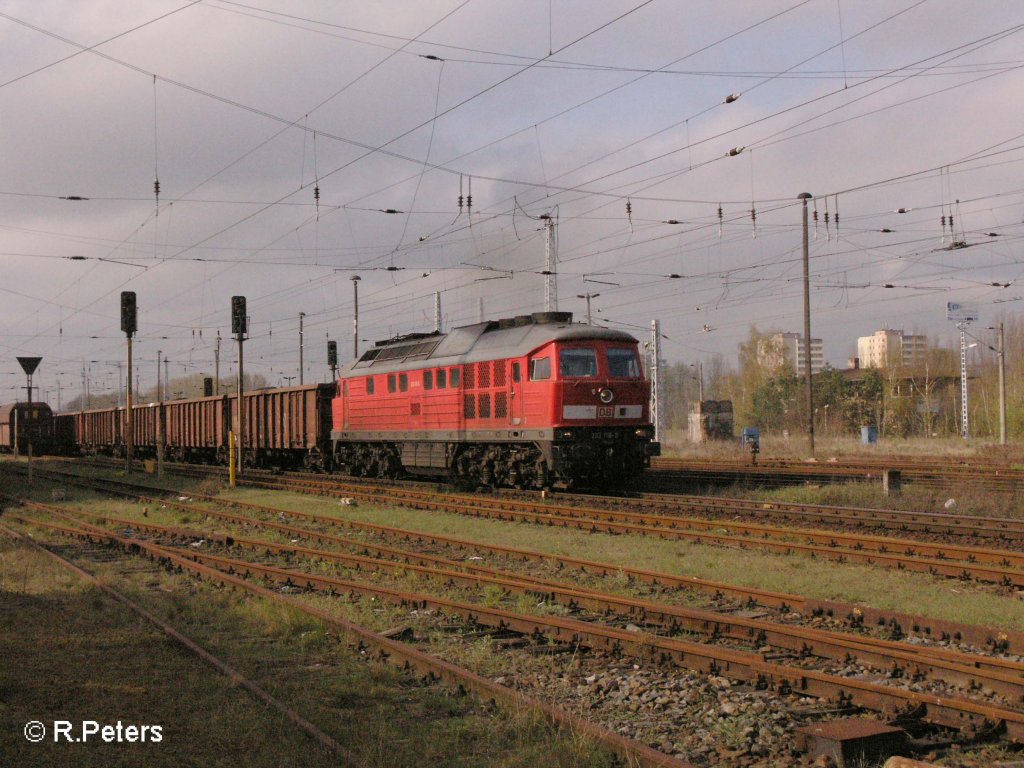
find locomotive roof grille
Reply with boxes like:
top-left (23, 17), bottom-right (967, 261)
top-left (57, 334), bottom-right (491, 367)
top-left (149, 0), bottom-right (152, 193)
top-left (345, 311), bottom-right (638, 376)
top-left (373, 330), bottom-right (443, 348)
top-left (357, 338), bottom-right (442, 367)
top-left (374, 339), bottom-right (441, 362)
top-left (357, 348), bottom-right (382, 363)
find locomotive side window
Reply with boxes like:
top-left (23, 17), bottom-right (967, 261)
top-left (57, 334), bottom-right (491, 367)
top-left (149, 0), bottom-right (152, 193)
top-left (423, 370), bottom-right (433, 390)
top-left (437, 369), bottom-right (447, 389)
top-left (367, 377), bottom-right (375, 394)
top-left (343, 381), bottom-right (349, 396)
top-left (607, 348), bottom-right (642, 378)
top-left (512, 362), bottom-right (521, 383)
top-left (450, 367), bottom-right (461, 388)
top-left (559, 349), bottom-right (597, 378)
top-left (388, 374), bottom-right (397, 393)
top-left (529, 357), bottom-right (551, 381)
top-left (399, 373), bottom-right (408, 392)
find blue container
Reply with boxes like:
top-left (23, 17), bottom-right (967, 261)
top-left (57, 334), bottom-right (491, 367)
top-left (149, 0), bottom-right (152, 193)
top-left (861, 425), bottom-right (878, 445)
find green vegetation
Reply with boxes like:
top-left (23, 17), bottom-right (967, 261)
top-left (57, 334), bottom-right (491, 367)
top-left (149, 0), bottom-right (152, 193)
top-left (662, 316), bottom-right (1023, 443)
top-left (205, 486), bottom-right (1024, 632)
top-left (9, 459), bottom-right (1024, 768)
top-left (0, 520), bottom-right (618, 767)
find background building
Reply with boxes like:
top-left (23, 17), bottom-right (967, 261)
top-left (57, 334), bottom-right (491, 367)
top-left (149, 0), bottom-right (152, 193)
top-left (757, 332), bottom-right (824, 376)
top-left (857, 329), bottom-right (928, 368)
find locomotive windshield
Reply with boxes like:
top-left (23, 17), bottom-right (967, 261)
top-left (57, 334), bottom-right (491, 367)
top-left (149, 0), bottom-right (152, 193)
top-left (607, 348), bottom-right (642, 378)
top-left (559, 348), bottom-right (598, 378)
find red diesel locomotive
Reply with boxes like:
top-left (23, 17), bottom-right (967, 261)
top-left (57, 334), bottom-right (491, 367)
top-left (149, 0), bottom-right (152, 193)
top-left (332, 311), bottom-right (659, 488)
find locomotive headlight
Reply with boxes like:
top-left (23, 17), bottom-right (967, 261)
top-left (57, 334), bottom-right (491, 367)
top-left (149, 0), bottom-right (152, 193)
top-left (635, 427), bottom-right (654, 439)
top-left (598, 387), bottom-right (614, 404)
top-left (555, 428), bottom-right (575, 440)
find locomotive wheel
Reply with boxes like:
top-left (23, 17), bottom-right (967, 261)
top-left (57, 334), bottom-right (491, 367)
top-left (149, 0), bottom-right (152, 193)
top-left (377, 448), bottom-right (402, 479)
top-left (450, 446), bottom-right (481, 489)
top-left (351, 444), bottom-right (374, 477)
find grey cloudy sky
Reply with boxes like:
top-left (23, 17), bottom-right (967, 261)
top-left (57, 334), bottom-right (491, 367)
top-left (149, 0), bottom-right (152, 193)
top-left (2, 0), bottom-right (1022, 403)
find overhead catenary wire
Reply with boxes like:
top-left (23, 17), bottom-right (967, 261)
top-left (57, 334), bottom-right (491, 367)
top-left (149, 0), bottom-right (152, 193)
top-left (5, 2), bottom-right (1024, 389)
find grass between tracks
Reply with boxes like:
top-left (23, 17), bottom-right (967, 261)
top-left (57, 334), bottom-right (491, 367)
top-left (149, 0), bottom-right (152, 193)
top-left (0, 518), bottom-right (617, 767)
top-left (257, 490), bottom-right (1024, 631)
top-left (709, 480), bottom-right (1024, 519)
top-left (660, 430), bottom-right (1024, 464)
top-left (13, 459), bottom-right (1024, 633)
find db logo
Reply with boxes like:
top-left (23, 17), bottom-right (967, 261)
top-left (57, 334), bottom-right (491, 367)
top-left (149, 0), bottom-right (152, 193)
top-left (596, 406), bottom-right (614, 418)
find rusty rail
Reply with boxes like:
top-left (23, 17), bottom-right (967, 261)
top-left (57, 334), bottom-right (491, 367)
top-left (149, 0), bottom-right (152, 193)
top-left (17, 511), bottom-right (1024, 743)
top-left (20, 466), bottom-right (1024, 654)
top-left (227, 473), bottom-right (1024, 587)
top-left (3, 509), bottom-right (692, 768)
top-left (34, 505), bottom-right (1024, 700)
top-left (0, 522), bottom-right (361, 765)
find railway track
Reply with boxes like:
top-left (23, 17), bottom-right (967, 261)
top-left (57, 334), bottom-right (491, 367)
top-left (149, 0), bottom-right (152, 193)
top-left (148, 460), bottom-right (1024, 547)
top-left (577, 490), bottom-right (1024, 545)
top-left (54, 457), bottom-right (1024, 546)
top-left (23, 464), bottom-right (1024, 652)
top-left (650, 456), bottom-right (1024, 494)
top-left (18, 464), bottom-right (1024, 760)
top-left (2, 503), bottom-right (688, 768)
top-left (25, 504), bottom-right (1024, 696)
top-left (13, 500), bottom-right (1024, 746)
top-left (28, 459), bottom-right (1024, 589)
top-left (0, 522), bottom-right (360, 763)
top-left (166, 467), bottom-right (1024, 588)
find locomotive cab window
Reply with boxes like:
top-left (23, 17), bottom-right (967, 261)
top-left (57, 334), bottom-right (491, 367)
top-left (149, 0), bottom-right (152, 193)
top-left (449, 367), bottom-right (460, 388)
top-left (423, 370), bottom-right (433, 390)
top-left (529, 357), bottom-right (551, 381)
top-left (367, 377), bottom-right (375, 394)
top-left (399, 373), bottom-right (408, 392)
top-left (607, 348), bottom-right (642, 378)
top-left (512, 362), bottom-right (521, 383)
top-left (437, 369), bottom-right (447, 389)
top-left (559, 348), bottom-right (597, 378)
top-left (387, 374), bottom-right (396, 393)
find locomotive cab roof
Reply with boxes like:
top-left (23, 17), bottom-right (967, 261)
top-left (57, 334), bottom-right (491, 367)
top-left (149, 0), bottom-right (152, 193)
top-left (347, 311), bottom-right (637, 375)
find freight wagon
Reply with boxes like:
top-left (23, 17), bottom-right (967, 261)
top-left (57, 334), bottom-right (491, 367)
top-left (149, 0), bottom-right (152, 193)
top-left (63, 384), bottom-right (336, 471)
top-left (233, 384), bottom-right (335, 470)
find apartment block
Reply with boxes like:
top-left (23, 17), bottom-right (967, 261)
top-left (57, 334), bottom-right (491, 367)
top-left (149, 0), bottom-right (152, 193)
top-left (857, 329), bottom-right (928, 368)
top-left (757, 332), bottom-right (824, 375)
